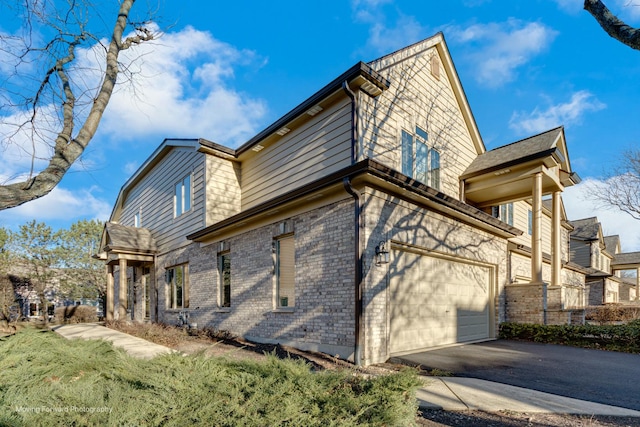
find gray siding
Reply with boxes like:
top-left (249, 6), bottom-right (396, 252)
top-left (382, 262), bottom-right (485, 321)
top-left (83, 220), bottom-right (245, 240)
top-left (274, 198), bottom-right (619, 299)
top-left (241, 101), bottom-right (352, 210)
top-left (570, 240), bottom-right (591, 267)
top-left (121, 147), bottom-right (205, 252)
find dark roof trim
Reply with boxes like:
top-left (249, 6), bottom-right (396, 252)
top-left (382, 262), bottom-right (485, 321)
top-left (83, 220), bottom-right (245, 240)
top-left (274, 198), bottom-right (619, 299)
top-left (198, 138), bottom-right (236, 157)
top-left (235, 62), bottom-right (390, 156)
top-left (461, 147), bottom-right (557, 180)
top-left (187, 159), bottom-right (521, 241)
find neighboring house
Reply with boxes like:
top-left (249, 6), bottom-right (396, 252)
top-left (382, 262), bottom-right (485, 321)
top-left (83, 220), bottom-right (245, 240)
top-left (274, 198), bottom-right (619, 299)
top-left (569, 219), bottom-right (639, 304)
top-left (99, 33), bottom-right (585, 365)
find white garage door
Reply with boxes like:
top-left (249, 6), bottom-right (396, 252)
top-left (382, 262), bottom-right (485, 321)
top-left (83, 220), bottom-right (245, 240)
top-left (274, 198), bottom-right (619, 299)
top-left (389, 249), bottom-right (492, 355)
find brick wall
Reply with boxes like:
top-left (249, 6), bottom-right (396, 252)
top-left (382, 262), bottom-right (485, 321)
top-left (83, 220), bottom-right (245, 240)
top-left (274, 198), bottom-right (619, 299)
top-left (505, 283), bottom-right (546, 324)
top-left (154, 199), bottom-right (357, 361)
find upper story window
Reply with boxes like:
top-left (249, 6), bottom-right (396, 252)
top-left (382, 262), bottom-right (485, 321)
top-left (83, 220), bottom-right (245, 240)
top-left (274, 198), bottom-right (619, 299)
top-left (492, 203), bottom-right (514, 226)
top-left (527, 209), bottom-right (532, 235)
top-left (401, 127), bottom-right (440, 191)
top-left (174, 174), bottom-right (192, 217)
top-left (134, 210), bottom-right (141, 228)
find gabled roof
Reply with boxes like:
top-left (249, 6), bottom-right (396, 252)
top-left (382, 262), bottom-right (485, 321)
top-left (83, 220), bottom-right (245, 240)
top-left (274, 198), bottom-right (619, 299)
top-left (368, 32), bottom-right (485, 155)
top-left (604, 235), bottom-right (621, 255)
top-left (569, 217), bottom-right (602, 241)
top-left (109, 138), bottom-right (201, 223)
top-left (462, 126), bottom-right (577, 180)
top-left (102, 222), bottom-right (157, 254)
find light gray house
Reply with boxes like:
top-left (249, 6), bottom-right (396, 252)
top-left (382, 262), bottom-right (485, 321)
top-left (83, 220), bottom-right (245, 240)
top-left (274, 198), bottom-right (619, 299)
top-left (99, 33), bottom-right (586, 365)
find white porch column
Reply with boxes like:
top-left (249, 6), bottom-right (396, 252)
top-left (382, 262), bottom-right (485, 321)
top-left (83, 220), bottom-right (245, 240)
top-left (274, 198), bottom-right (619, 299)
top-left (531, 172), bottom-right (543, 283)
top-left (551, 191), bottom-right (562, 287)
top-left (118, 258), bottom-right (128, 319)
top-left (106, 264), bottom-right (114, 321)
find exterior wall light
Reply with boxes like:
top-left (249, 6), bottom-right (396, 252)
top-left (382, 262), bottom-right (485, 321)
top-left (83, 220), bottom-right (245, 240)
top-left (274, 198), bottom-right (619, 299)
top-left (375, 241), bottom-right (390, 265)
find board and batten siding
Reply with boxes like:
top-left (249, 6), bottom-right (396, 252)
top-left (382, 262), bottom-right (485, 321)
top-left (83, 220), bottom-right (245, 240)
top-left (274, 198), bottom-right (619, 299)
top-left (362, 42), bottom-right (479, 201)
top-left (205, 155), bottom-right (241, 226)
top-left (120, 147), bottom-right (205, 252)
top-left (240, 100), bottom-right (352, 210)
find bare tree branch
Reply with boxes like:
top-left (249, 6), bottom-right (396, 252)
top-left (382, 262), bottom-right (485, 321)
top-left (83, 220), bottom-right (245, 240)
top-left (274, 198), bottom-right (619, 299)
top-left (0, 0), bottom-right (155, 210)
top-left (586, 149), bottom-right (640, 220)
top-left (584, 0), bottom-right (640, 50)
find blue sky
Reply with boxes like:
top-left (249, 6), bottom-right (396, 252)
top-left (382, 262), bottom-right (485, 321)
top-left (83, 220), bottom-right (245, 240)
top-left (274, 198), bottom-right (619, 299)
top-left (1, 0), bottom-right (639, 250)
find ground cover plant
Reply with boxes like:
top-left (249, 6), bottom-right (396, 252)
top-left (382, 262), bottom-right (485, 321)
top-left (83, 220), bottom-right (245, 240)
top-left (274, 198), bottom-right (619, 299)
top-left (499, 320), bottom-right (640, 353)
top-left (0, 328), bottom-right (420, 426)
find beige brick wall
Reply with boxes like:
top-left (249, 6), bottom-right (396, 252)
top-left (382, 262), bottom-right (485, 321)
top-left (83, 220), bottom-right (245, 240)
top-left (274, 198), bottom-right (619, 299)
top-left (505, 283), bottom-right (546, 324)
top-left (154, 199), bottom-right (357, 361)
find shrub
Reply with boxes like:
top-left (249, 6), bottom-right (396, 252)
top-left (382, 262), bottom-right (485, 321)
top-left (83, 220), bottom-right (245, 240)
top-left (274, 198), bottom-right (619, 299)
top-left (585, 304), bottom-right (640, 324)
top-left (53, 305), bottom-right (98, 324)
top-left (499, 322), bottom-right (640, 353)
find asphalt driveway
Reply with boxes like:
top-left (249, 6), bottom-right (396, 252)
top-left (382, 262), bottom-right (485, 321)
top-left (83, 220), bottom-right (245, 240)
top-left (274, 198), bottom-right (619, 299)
top-left (393, 340), bottom-right (640, 411)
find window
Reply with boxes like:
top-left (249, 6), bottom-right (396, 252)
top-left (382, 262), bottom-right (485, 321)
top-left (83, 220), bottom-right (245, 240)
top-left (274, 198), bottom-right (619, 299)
top-left (527, 209), bottom-right (533, 235)
top-left (218, 252), bottom-right (230, 308)
top-left (174, 174), bottom-right (192, 217)
top-left (134, 210), bottom-right (141, 228)
top-left (275, 235), bottom-right (295, 308)
top-left (492, 203), bottom-right (514, 226)
top-left (401, 127), bottom-right (440, 190)
top-left (166, 264), bottom-right (188, 309)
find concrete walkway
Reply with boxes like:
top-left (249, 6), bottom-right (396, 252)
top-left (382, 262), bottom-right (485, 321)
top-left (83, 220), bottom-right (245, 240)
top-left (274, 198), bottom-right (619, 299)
top-left (52, 323), bottom-right (175, 360)
top-left (52, 323), bottom-right (640, 416)
top-left (418, 376), bottom-right (640, 416)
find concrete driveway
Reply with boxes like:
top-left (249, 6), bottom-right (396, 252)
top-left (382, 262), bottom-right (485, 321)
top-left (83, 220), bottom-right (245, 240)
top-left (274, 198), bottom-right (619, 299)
top-left (393, 340), bottom-right (640, 411)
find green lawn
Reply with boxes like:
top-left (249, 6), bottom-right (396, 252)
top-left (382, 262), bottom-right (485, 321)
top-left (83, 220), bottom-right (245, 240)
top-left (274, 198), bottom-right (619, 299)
top-left (0, 329), bottom-right (420, 426)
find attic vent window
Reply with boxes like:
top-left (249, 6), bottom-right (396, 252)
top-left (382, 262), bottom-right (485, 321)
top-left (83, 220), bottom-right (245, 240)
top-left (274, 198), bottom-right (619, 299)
top-left (276, 127), bottom-right (291, 136)
top-left (252, 144), bottom-right (264, 152)
top-left (360, 80), bottom-right (382, 97)
top-left (431, 56), bottom-right (440, 79)
top-left (306, 105), bottom-right (323, 116)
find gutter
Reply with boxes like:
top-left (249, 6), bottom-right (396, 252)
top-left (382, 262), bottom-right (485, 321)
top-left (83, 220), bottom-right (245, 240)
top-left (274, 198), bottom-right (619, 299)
top-left (343, 177), bottom-right (363, 366)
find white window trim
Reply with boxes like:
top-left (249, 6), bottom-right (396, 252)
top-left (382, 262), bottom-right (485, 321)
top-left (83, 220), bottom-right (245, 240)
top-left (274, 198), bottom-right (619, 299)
top-left (174, 173), bottom-right (192, 218)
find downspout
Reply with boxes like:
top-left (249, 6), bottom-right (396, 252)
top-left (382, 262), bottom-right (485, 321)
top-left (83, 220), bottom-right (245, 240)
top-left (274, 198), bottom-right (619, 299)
top-left (344, 177), bottom-right (363, 366)
top-left (342, 80), bottom-right (363, 366)
top-left (342, 81), bottom-right (358, 163)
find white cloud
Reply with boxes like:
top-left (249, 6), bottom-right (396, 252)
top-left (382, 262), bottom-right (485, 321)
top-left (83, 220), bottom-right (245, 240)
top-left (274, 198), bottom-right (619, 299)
top-left (509, 90), bottom-right (606, 135)
top-left (563, 178), bottom-right (640, 252)
top-left (0, 186), bottom-right (111, 226)
top-left (74, 25), bottom-right (268, 148)
top-left (448, 19), bottom-right (558, 87)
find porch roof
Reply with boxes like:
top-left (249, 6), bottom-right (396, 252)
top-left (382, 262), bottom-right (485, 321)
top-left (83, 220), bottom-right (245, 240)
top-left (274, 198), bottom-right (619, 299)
top-left (102, 222), bottom-right (157, 254)
top-left (461, 127), bottom-right (581, 207)
top-left (612, 252), bottom-right (640, 270)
